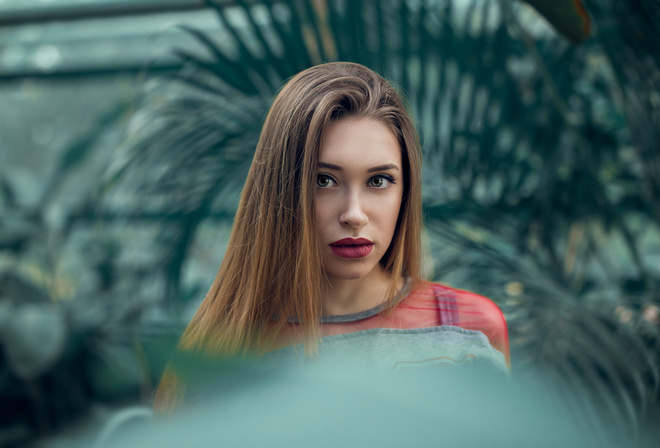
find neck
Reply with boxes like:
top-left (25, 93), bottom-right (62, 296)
top-left (321, 265), bottom-right (402, 316)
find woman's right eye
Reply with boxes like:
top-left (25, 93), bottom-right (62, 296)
top-left (317, 174), bottom-right (336, 188)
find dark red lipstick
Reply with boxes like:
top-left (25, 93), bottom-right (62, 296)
top-left (329, 238), bottom-right (373, 258)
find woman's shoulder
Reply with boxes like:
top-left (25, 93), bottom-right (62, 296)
top-left (422, 282), bottom-right (510, 368)
top-left (429, 283), bottom-right (507, 321)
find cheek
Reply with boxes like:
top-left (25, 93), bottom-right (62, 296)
top-left (382, 190), bottom-right (403, 222)
top-left (314, 196), bottom-right (332, 234)
top-left (369, 193), bottom-right (402, 243)
top-left (385, 200), bottom-right (402, 234)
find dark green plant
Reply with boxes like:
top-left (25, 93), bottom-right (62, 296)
top-left (1, 0), bottom-right (659, 446)
top-left (107, 0), bottom-right (659, 442)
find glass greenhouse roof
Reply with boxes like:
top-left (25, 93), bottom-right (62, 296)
top-left (0, 0), bottom-right (238, 79)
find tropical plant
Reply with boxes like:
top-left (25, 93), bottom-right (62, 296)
top-left (1, 0), bottom-right (659, 446)
top-left (109, 0), bottom-right (659, 443)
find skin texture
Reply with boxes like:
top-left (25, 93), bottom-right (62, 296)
top-left (316, 118), bottom-right (404, 315)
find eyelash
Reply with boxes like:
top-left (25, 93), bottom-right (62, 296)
top-left (316, 174), bottom-right (396, 189)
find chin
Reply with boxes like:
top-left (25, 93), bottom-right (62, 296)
top-left (324, 264), bottom-right (377, 281)
top-left (328, 272), bottom-right (365, 281)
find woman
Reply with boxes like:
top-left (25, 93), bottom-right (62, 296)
top-left (155, 62), bottom-right (509, 412)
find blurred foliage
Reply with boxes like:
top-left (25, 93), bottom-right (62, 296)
top-left (1, 0), bottom-right (660, 446)
top-left (108, 359), bottom-right (602, 448)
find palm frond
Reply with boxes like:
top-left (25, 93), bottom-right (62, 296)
top-left (23, 0), bottom-right (655, 442)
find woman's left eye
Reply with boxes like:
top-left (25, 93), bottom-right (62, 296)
top-left (368, 175), bottom-right (394, 188)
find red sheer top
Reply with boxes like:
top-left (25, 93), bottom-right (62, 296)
top-left (319, 282), bottom-right (510, 369)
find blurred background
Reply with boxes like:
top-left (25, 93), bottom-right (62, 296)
top-left (0, 0), bottom-right (659, 446)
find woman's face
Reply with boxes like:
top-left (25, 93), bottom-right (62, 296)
top-left (315, 118), bottom-right (403, 281)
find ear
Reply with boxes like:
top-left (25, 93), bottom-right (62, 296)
top-left (521, 0), bottom-right (591, 44)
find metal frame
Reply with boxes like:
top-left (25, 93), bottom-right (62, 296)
top-left (0, 0), bottom-right (254, 80)
top-left (0, 0), bottom-right (215, 26)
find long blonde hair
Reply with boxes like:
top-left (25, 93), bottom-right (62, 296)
top-left (154, 62), bottom-right (424, 412)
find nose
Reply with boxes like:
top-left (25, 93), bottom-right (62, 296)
top-left (339, 189), bottom-right (368, 229)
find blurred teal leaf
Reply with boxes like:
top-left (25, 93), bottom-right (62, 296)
top-left (108, 362), bottom-right (604, 448)
top-left (2, 304), bottom-right (67, 380)
top-left (86, 344), bottom-right (142, 400)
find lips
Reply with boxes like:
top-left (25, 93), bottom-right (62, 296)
top-left (329, 238), bottom-right (374, 258)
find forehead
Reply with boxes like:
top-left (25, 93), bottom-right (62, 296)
top-left (319, 119), bottom-right (401, 167)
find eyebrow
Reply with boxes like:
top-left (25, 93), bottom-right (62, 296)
top-left (318, 162), bottom-right (400, 173)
